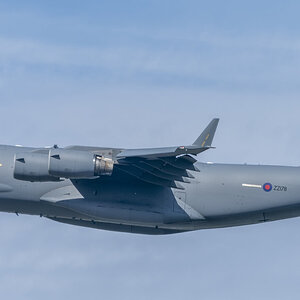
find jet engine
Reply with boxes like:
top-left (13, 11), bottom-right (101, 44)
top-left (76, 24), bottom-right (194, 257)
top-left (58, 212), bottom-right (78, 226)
top-left (13, 149), bottom-right (114, 182)
top-left (48, 149), bottom-right (114, 178)
top-left (14, 152), bottom-right (59, 182)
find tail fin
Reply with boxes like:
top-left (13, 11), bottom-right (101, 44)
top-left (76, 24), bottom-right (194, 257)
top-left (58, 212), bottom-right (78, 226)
top-left (193, 118), bottom-right (219, 148)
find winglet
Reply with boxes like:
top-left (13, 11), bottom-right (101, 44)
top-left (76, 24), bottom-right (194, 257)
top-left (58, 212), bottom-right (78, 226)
top-left (193, 118), bottom-right (219, 148)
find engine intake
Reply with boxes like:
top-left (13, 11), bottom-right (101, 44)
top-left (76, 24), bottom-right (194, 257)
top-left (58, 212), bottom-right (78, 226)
top-left (14, 152), bottom-right (59, 182)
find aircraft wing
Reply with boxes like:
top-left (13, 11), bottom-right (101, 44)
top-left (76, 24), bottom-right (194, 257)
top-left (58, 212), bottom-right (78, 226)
top-left (22, 118), bottom-right (218, 190)
top-left (114, 118), bottom-right (219, 189)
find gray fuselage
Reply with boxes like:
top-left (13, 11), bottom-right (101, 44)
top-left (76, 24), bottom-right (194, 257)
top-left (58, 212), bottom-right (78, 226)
top-left (0, 145), bottom-right (299, 235)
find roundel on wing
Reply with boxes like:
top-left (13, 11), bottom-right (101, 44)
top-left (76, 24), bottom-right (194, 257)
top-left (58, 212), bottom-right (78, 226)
top-left (263, 183), bottom-right (273, 192)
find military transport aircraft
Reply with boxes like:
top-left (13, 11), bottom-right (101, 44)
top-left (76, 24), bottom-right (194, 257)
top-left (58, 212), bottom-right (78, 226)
top-left (0, 119), bottom-right (298, 234)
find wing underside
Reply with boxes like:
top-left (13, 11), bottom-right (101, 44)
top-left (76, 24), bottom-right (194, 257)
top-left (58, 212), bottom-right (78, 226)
top-left (114, 119), bottom-right (219, 189)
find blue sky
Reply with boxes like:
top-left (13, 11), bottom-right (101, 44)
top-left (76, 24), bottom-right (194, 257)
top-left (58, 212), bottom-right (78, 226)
top-left (1, 1), bottom-right (300, 299)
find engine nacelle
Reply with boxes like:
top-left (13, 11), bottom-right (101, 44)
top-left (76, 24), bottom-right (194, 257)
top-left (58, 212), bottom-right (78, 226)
top-left (13, 149), bottom-right (114, 182)
top-left (14, 152), bottom-right (59, 182)
top-left (48, 149), bottom-right (114, 178)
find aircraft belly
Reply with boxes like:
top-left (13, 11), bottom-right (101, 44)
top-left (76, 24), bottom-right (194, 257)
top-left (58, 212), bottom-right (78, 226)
top-left (39, 182), bottom-right (191, 226)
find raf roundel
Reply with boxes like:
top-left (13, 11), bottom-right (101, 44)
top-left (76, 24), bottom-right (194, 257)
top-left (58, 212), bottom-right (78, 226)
top-left (263, 183), bottom-right (273, 192)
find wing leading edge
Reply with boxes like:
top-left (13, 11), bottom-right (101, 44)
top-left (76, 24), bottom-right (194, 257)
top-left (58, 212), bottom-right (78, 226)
top-left (115, 119), bottom-right (219, 189)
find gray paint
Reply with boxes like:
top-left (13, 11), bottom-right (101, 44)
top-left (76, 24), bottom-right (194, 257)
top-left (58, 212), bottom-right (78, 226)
top-left (0, 120), bottom-right (299, 235)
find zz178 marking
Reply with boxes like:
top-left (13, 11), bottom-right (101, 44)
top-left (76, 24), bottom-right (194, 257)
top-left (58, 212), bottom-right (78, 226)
top-left (273, 185), bottom-right (288, 192)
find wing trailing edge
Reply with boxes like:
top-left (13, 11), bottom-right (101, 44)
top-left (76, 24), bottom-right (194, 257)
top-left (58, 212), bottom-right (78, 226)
top-left (115, 119), bottom-right (219, 189)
